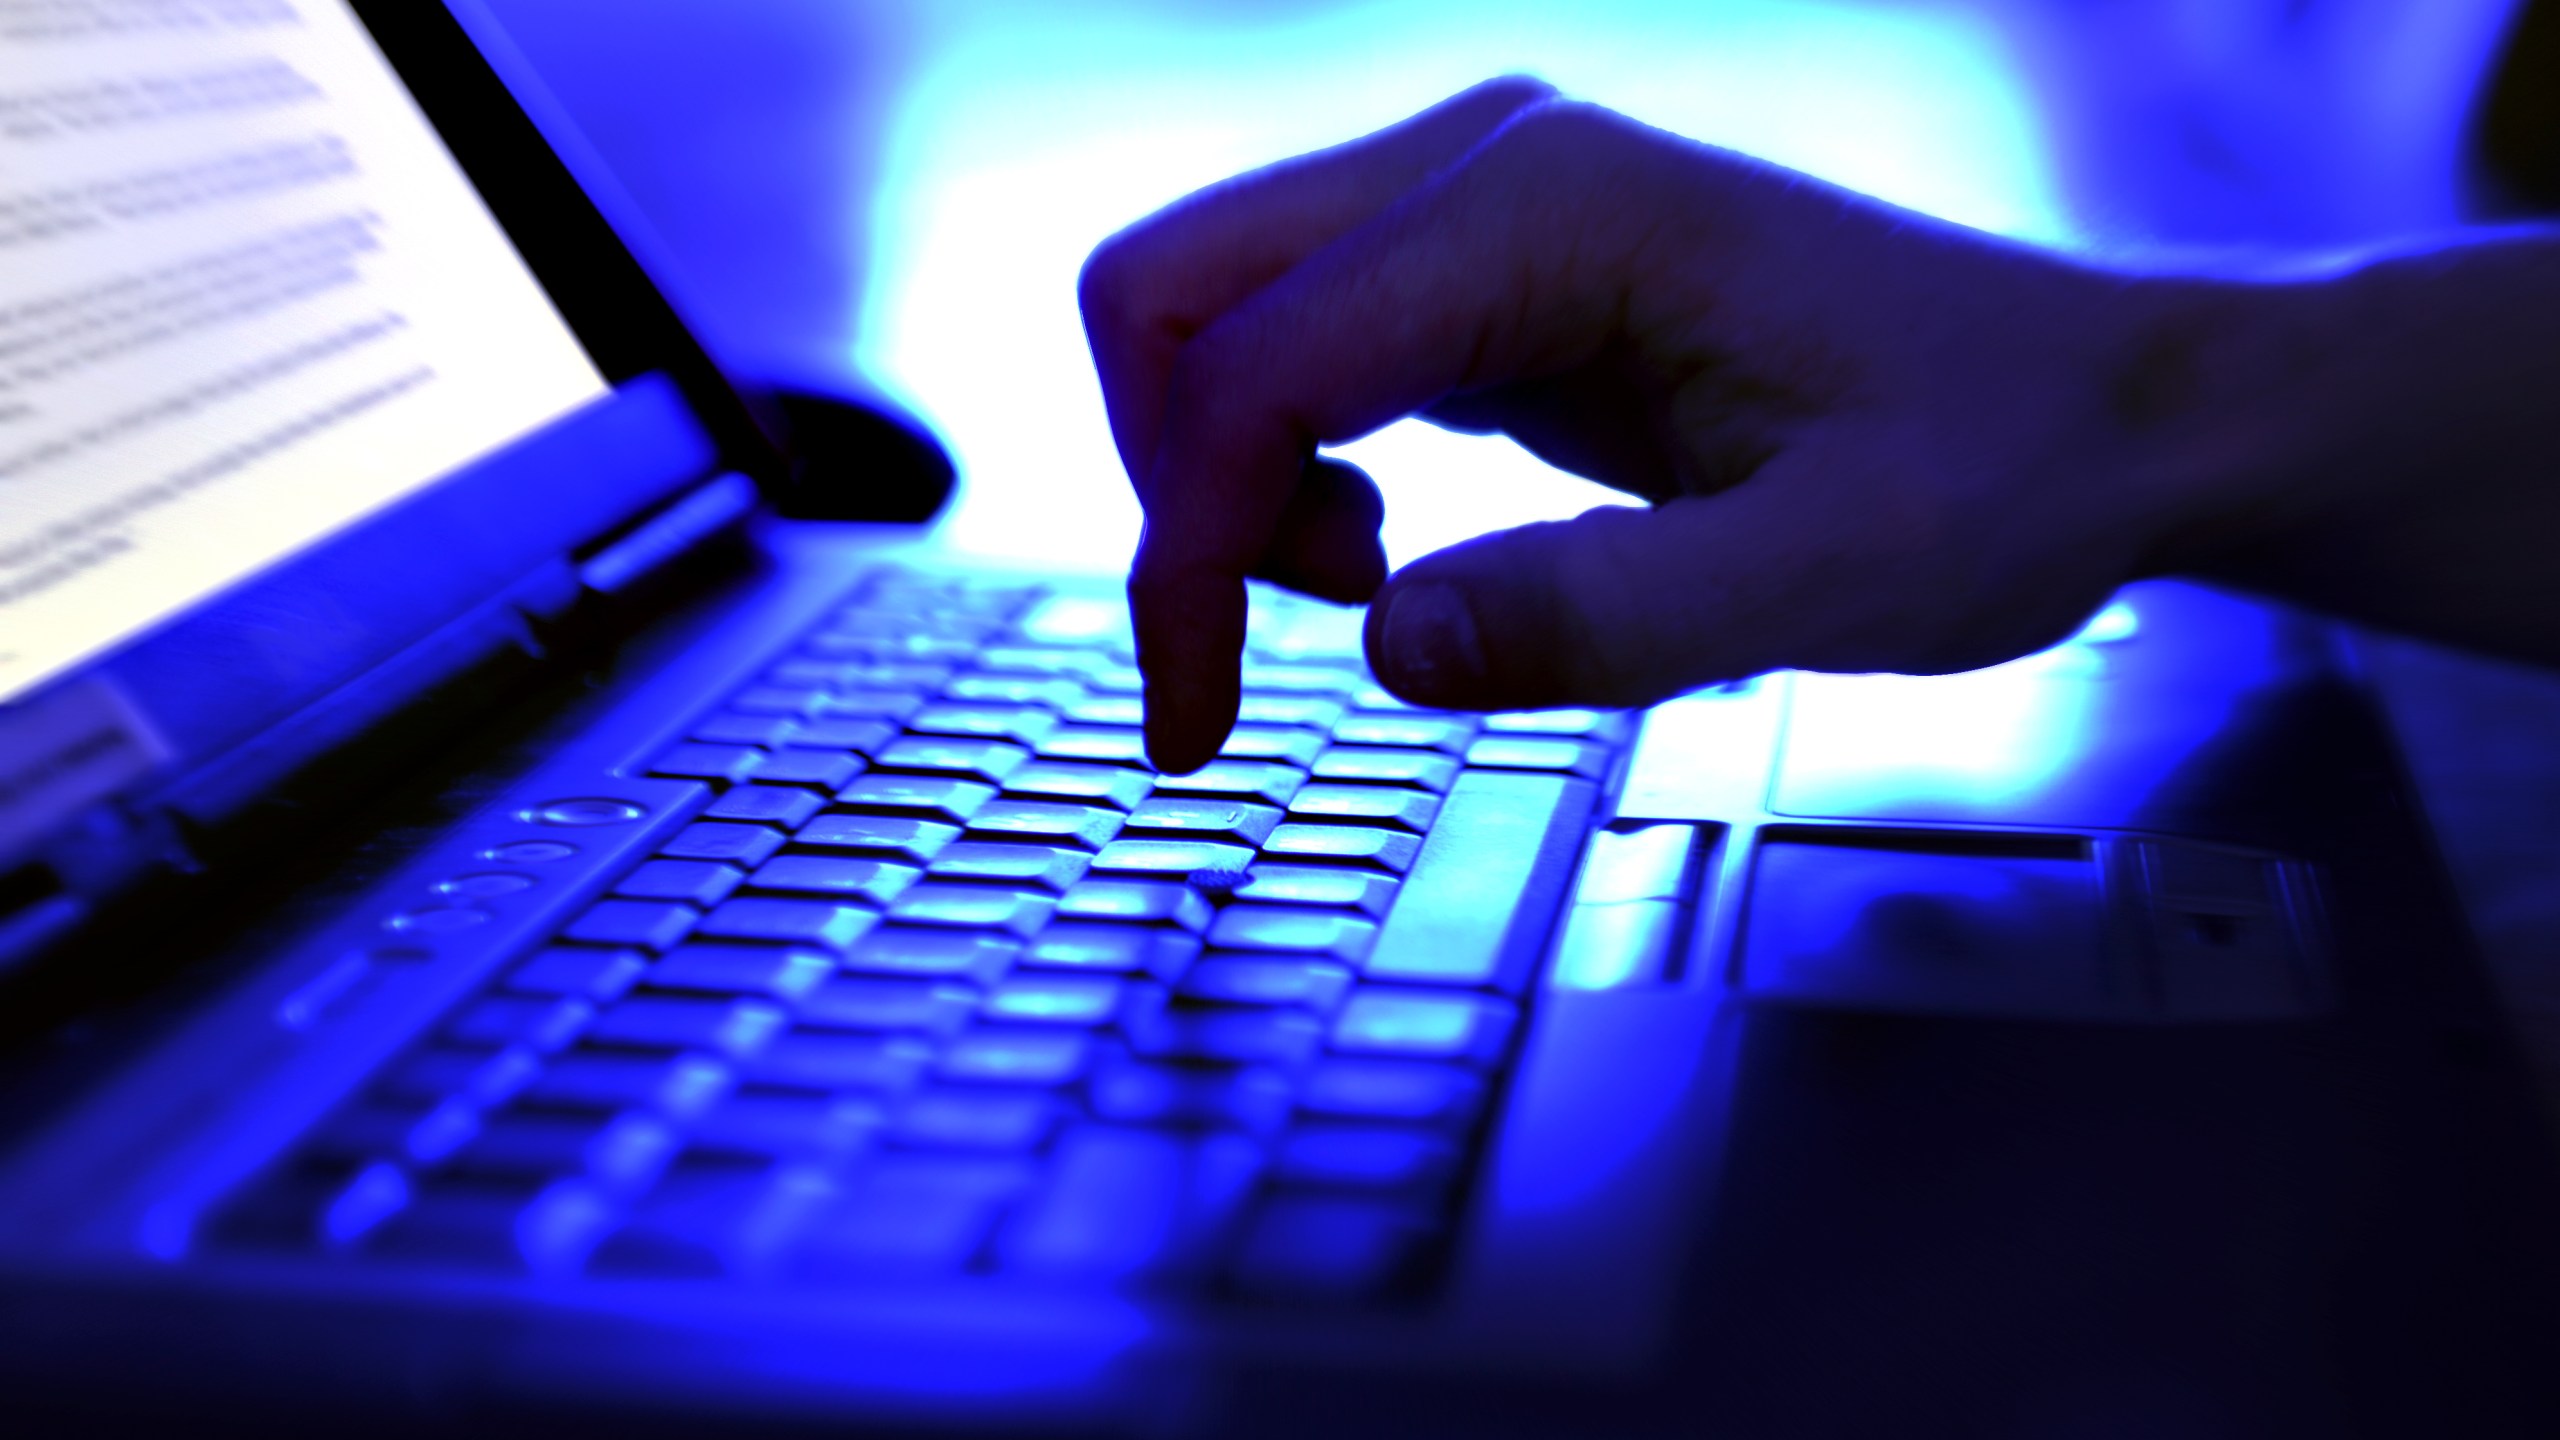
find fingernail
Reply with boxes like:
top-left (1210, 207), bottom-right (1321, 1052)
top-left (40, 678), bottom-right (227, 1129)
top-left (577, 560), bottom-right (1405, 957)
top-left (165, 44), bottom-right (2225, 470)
top-left (1381, 581), bottom-right (1485, 699)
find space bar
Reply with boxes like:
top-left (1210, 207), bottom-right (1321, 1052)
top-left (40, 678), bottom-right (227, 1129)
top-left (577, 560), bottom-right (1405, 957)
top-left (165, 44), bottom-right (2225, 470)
top-left (1363, 770), bottom-right (1598, 994)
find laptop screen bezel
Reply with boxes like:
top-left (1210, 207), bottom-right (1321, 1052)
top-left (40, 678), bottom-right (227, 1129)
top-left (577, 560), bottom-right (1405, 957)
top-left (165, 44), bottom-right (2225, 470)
top-left (0, 0), bottom-right (787, 878)
top-left (352, 0), bottom-right (776, 474)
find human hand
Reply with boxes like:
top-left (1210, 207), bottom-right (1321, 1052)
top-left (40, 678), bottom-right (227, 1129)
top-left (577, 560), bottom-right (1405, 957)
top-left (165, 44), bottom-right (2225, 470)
top-left (1080, 78), bottom-right (2521, 773)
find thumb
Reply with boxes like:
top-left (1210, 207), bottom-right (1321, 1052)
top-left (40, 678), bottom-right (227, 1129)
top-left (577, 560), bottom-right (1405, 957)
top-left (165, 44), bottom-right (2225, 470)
top-left (1361, 470), bottom-right (1879, 710)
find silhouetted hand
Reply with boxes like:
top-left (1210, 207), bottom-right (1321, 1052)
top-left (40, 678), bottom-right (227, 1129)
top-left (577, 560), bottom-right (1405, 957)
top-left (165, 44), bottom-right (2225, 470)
top-left (1082, 78), bottom-right (2560, 772)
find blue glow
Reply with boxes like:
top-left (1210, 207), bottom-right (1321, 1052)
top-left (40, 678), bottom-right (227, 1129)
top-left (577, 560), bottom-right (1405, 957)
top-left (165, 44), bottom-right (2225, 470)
top-left (1998, 0), bottom-right (2521, 251)
top-left (859, 0), bottom-right (2073, 571)
top-left (1771, 583), bottom-right (2288, 827)
top-left (1778, 603), bottom-right (2140, 814)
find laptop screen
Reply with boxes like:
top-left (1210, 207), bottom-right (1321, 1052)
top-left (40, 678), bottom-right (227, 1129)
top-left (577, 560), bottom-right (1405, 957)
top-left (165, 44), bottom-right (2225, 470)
top-left (0, 0), bottom-right (608, 704)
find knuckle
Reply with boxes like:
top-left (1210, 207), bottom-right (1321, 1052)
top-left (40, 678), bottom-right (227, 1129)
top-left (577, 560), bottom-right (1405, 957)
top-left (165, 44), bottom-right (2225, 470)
top-left (1075, 240), bottom-right (1126, 325)
top-left (1076, 233), bottom-right (1146, 329)
top-left (1483, 98), bottom-right (1624, 165)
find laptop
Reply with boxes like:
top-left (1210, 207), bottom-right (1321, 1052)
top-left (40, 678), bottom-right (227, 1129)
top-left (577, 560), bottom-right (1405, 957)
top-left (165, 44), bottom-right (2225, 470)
top-left (3, 2), bottom-right (2556, 1434)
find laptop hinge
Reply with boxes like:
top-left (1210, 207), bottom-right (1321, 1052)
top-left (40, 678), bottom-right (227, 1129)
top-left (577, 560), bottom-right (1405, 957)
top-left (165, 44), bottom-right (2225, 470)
top-left (575, 472), bottom-right (760, 598)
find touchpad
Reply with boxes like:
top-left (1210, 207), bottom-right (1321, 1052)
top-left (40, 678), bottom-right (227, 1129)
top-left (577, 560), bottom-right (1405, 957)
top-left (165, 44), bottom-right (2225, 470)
top-left (1739, 834), bottom-right (2140, 1021)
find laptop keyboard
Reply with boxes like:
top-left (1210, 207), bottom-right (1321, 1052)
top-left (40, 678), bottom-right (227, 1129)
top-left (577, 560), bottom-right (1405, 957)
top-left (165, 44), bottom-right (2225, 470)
top-left (210, 566), bottom-right (1629, 1301)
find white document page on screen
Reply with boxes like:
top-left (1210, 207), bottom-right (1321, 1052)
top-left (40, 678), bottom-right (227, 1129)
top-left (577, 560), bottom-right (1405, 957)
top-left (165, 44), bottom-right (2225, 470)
top-left (0, 0), bottom-right (609, 702)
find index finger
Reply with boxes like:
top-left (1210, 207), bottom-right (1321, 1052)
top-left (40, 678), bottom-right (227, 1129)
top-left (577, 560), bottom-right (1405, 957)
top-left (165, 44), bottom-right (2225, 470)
top-left (1130, 102), bottom-right (1738, 770)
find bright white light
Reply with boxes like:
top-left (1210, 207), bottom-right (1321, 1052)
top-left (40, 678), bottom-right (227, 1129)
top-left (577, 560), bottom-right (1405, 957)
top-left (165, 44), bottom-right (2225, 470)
top-left (860, 0), bottom-right (2072, 573)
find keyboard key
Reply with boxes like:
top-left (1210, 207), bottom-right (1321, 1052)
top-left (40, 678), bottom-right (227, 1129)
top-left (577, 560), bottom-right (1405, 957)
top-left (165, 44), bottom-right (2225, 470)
top-left (379, 1046), bottom-right (543, 1109)
top-left (1240, 663), bottom-right (1360, 696)
top-left (317, 1162), bottom-right (411, 1249)
top-left (799, 976), bottom-right (980, 1034)
top-left (1091, 838), bottom-right (1255, 877)
top-left (1481, 708), bottom-right (1630, 740)
top-left (1297, 1059), bottom-right (1484, 1126)
top-left (1087, 1058), bottom-right (1294, 1134)
top-left (704, 785), bottom-right (827, 828)
top-left (522, 1052), bottom-right (734, 1118)
top-left (1151, 761), bottom-right (1304, 806)
top-left (692, 712), bottom-right (797, 748)
top-left (967, 800), bottom-right (1123, 849)
top-left (845, 927), bottom-right (1019, 984)
top-left (871, 736), bottom-right (1031, 785)
top-left (796, 1155), bottom-right (1033, 1276)
top-left (907, 703), bottom-right (1058, 747)
top-left (943, 674), bottom-right (1082, 708)
top-left (1238, 694), bottom-right (1345, 728)
top-left (1287, 785), bottom-right (1440, 831)
top-left (504, 948), bottom-right (646, 1002)
top-left (789, 717), bottom-right (896, 752)
top-left (1311, 748), bottom-right (1459, 792)
top-left (1220, 726), bottom-right (1326, 766)
top-left (1081, 664), bottom-right (1146, 696)
top-left (982, 973), bottom-right (1130, 1026)
top-left (833, 774), bottom-right (997, 824)
top-left (891, 1087), bottom-right (1057, 1150)
top-left (887, 883), bottom-right (1056, 935)
top-left (446, 995), bottom-right (593, 1053)
top-left (1054, 691), bottom-right (1146, 722)
top-left (807, 630), bottom-right (976, 662)
top-left (450, 1111), bottom-right (677, 1194)
top-left (562, 899), bottom-right (699, 952)
top-left (1025, 922), bottom-right (1200, 980)
top-left (1228, 1195), bottom-right (1424, 1300)
top-left (661, 821), bottom-right (787, 867)
top-left (370, 1177), bottom-right (616, 1277)
top-left (590, 1167), bottom-right (832, 1278)
top-left (688, 1093), bottom-right (885, 1164)
top-left (1054, 879), bottom-right (1213, 930)
top-left (804, 687), bottom-right (930, 719)
top-left (793, 813), bottom-right (959, 864)
top-left (1274, 1125), bottom-right (1454, 1193)
top-left (645, 944), bottom-right (835, 1000)
top-left (1236, 865), bottom-right (1398, 915)
top-left (976, 644), bottom-right (1105, 678)
top-left (694, 898), bottom-right (878, 953)
top-left (937, 1028), bottom-right (1092, 1085)
top-left (1006, 761), bottom-right (1154, 810)
top-left (1178, 956), bottom-right (1354, 1012)
top-left (744, 748), bottom-right (864, 790)
top-left (927, 842), bottom-right (1090, 891)
top-left (829, 608), bottom-right (1004, 641)
top-left (1351, 685), bottom-right (1424, 712)
top-left (613, 859), bottom-right (744, 908)
top-left (649, 744), bottom-right (765, 785)
top-left (1205, 906), bottom-right (1379, 962)
top-left (1127, 1005), bottom-right (1325, 1067)
top-left (1261, 823), bottom-right (1422, 872)
top-left (310, 1099), bottom-right (481, 1166)
top-left (732, 686), bottom-right (827, 717)
top-left (820, 658), bottom-right (957, 690)
top-left (587, 996), bottom-right (786, 1056)
top-left (1463, 736), bottom-right (1610, 777)
top-left (834, 599), bottom-right (1003, 632)
top-left (1331, 990), bottom-right (1515, 1065)
top-left (1125, 798), bottom-right (1283, 847)
top-left (739, 1032), bottom-right (935, 1092)
top-left (1330, 714), bottom-right (1475, 751)
top-left (1362, 770), bottom-right (1593, 992)
top-left (1037, 723), bottom-right (1151, 763)
top-left (747, 854), bottom-right (921, 906)
top-left (992, 1126), bottom-right (1260, 1280)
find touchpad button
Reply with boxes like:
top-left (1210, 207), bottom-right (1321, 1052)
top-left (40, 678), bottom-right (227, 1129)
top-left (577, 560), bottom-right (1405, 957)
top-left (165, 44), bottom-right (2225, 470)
top-left (1740, 835), bottom-right (2140, 1020)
